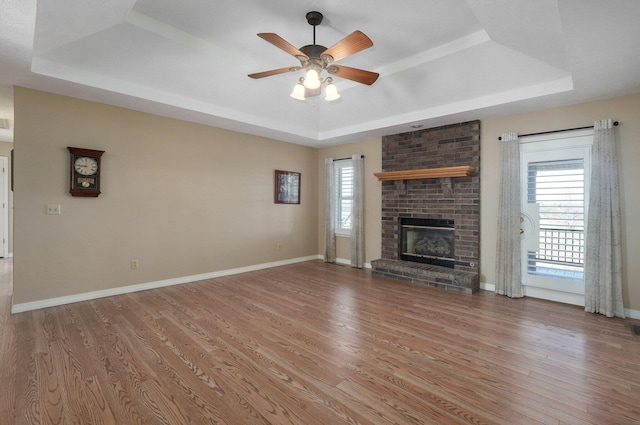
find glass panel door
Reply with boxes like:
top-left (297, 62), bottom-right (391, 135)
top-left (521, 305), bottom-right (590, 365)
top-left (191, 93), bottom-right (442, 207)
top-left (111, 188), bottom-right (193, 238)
top-left (520, 131), bottom-right (592, 304)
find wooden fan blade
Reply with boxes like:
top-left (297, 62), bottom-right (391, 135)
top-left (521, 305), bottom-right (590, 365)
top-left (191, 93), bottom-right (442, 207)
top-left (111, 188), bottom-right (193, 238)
top-left (332, 65), bottom-right (379, 85)
top-left (257, 33), bottom-right (308, 59)
top-left (322, 31), bottom-right (373, 62)
top-left (248, 66), bottom-right (301, 79)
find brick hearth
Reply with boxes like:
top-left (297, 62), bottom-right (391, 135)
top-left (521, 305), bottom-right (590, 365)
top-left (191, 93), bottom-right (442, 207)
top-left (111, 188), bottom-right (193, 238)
top-left (371, 121), bottom-right (480, 293)
top-left (370, 259), bottom-right (479, 294)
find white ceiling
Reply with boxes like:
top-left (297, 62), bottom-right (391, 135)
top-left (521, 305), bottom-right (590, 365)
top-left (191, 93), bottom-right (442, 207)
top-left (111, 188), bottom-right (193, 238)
top-left (1, 0), bottom-right (639, 146)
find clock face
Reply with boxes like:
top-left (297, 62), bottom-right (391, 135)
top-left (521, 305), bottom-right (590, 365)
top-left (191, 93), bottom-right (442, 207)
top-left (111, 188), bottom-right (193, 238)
top-left (74, 157), bottom-right (99, 176)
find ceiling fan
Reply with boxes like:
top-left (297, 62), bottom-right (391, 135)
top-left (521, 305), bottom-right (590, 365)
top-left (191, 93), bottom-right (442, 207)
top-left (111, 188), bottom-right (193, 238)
top-left (248, 11), bottom-right (379, 101)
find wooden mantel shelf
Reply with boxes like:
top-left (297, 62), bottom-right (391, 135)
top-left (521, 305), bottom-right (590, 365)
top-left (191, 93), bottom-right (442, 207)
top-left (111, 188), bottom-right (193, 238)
top-left (374, 165), bottom-right (476, 181)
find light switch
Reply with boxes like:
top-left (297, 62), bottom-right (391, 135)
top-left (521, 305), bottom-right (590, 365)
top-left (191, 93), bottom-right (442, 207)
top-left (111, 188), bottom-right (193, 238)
top-left (46, 204), bottom-right (61, 215)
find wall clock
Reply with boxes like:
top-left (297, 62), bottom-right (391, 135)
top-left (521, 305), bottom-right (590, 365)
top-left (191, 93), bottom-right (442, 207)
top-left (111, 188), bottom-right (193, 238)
top-left (67, 147), bottom-right (105, 197)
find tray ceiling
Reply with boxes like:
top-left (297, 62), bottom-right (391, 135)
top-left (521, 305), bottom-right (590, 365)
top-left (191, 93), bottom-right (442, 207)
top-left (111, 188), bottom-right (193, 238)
top-left (1, 0), bottom-right (639, 146)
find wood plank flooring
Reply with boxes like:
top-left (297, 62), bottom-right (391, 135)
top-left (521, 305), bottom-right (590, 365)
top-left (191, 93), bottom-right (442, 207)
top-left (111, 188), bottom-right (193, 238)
top-left (1, 258), bottom-right (640, 424)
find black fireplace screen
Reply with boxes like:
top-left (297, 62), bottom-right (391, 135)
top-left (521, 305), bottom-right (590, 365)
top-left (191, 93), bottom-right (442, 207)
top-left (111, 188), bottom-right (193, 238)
top-left (400, 218), bottom-right (455, 267)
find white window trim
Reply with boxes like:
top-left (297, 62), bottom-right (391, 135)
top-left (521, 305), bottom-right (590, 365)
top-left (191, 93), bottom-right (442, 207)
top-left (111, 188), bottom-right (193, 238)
top-left (334, 160), bottom-right (354, 237)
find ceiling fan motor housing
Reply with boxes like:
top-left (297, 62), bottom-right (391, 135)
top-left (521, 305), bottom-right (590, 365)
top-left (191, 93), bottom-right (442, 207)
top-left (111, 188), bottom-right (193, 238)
top-left (300, 44), bottom-right (328, 58)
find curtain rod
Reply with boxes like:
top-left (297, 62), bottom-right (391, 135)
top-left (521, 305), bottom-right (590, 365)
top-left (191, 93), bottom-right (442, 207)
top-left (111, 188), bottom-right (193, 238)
top-left (498, 121), bottom-right (619, 140)
top-left (333, 155), bottom-right (364, 161)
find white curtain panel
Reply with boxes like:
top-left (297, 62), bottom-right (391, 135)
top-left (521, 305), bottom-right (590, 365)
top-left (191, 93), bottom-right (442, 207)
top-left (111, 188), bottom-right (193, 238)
top-left (324, 158), bottom-right (337, 263)
top-left (585, 119), bottom-right (625, 318)
top-left (495, 132), bottom-right (523, 298)
top-left (350, 155), bottom-right (365, 268)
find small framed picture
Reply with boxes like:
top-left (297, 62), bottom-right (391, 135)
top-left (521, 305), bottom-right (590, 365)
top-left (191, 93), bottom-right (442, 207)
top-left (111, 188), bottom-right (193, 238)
top-left (274, 170), bottom-right (301, 204)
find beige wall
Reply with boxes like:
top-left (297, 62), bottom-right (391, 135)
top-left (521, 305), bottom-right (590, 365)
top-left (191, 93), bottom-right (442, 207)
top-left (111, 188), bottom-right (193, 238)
top-left (317, 139), bottom-right (382, 264)
top-left (13, 88), bottom-right (318, 304)
top-left (12, 86), bottom-right (640, 313)
top-left (481, 93), bottom-right (640, 311)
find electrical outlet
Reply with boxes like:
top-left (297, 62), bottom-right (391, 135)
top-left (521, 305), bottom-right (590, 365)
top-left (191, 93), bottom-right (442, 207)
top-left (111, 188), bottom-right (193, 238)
top-left (46, 204), bottom-right (61, 215)
top-left (130, 259), bottom-right (139, 269)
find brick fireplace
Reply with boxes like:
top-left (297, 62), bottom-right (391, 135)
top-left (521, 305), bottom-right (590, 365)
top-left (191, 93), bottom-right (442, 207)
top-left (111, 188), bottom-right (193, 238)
top-left (371, 121), bottom-right (480, 293)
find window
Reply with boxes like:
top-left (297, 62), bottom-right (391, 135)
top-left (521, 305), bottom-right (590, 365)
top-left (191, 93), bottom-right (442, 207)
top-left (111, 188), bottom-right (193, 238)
top-left (335, 161), bottom-right (354, 235)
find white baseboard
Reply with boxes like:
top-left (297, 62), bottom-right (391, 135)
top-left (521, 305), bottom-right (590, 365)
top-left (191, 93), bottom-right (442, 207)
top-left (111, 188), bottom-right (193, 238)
top-left (480, 282), bottom-right (495, 292)
top-left (14, 262), bottom-right (638, 319)
top-left (522, 286), bottom-right (585, 306)
top-left (625, 308), bottom-right (640, 320)
top-left (481, 281), bottom-right (640, 319)
top-left (335, 257), bottom-right (372, 269)
top-left (11, 255), bottom-right (320, 314)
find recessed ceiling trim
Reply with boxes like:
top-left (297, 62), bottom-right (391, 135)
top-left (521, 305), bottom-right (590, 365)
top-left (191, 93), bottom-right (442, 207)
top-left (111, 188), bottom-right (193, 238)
top-left (378, 30), bottom-right (491, 78)
top-left (334, 30), bottom-right (491, 93)
top-left (33, 0), bottom-right (135, 55)
top-left (125, 10), bottom-right (232, 58)
top-left (31, 55), bottom-right (322, 142)
top-left (32, 45), bottom-right (574, 145)
top-left (319, 75), bottom-right (574, 142)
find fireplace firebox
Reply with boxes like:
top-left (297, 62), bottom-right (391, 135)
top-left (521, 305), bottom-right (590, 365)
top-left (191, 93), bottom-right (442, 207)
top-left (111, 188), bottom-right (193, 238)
top-left (400, 218), bottom-right (455, 268)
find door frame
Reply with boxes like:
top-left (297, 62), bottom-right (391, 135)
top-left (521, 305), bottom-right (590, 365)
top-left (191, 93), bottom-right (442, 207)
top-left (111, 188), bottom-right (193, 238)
top-left (519, 130), bottom-right (593, 306)
top-left (0, 156), bottom-right (7, 258)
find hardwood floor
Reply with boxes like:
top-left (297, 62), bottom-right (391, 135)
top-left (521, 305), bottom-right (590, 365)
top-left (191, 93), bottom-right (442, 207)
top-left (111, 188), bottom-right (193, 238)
top-left (1, 258), bottom-right (639, 424)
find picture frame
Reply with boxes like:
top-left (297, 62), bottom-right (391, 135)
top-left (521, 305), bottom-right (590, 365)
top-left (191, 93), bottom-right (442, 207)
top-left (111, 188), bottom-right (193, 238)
top-left (274, 170), bottom-right (301, 204)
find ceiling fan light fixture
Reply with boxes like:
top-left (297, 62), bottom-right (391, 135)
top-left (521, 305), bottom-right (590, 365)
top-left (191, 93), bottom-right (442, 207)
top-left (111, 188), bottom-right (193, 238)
top-left (303, 68), bottom-right (321, 89)
top-left (324, 78), bottom-right (340, 101)
top-left (290, 79), bottom-right (306, 100)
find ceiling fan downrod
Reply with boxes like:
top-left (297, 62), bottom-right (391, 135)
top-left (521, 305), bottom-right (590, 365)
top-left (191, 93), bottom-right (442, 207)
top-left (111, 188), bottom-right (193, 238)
top-left (306, 11), bottom-right (323, 45)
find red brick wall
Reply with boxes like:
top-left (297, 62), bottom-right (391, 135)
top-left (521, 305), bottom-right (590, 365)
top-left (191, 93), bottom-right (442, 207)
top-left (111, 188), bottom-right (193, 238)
top-left (380, 121), bottom-right (480, 274)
